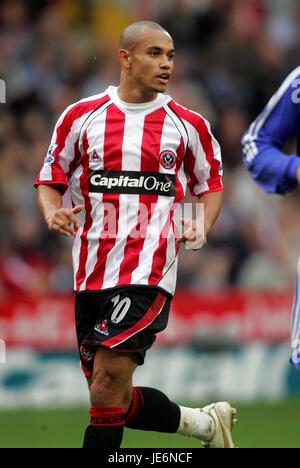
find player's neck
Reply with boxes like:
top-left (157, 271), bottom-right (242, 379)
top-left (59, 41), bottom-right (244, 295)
top-left (118, 81), bottom-right (158, 104)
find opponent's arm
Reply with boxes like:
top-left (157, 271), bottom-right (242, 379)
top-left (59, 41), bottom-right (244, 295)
top-left (37, 185), bottom-right (82, 237)
top-left (242, 68), bottom-right (300, 195)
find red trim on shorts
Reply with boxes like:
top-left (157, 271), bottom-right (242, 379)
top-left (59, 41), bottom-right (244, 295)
top-left (136, 387), bottom-right (145, 408)
top-left (101, 292), bottom-right (166, 348)
top-left (90, 406), bottom-right (125, 426)
top-left (80, 360), bottom-right (92, 378)
top-left (125, 388), bottom-right (140, 424)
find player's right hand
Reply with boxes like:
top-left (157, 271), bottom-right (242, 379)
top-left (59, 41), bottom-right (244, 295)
top-left (177, 218), bottom-right (206, 250)
top-left (46, 205), bottom-right (83, 237)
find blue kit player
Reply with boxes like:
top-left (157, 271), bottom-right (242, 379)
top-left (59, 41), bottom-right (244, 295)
top-left (242, 66), bottom-right (300, 368)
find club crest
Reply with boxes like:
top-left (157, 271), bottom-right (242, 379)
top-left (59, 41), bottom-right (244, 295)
top-left (159, 150), bottom-right (176, 169)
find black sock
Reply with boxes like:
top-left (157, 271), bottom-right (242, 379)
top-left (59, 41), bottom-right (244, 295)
top-left (125, 386), bottom-right (181, 433)
top-left (82, 425), bottom-right (123, 448)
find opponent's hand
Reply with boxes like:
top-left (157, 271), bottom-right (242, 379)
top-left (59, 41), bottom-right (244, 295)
top-left (177, 218), bottom-right (206, 250)
top-left (46, 205), bottom-right (83, 237)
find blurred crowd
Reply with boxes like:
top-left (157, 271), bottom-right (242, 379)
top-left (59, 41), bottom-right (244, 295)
top-left (1, 0), bottom-right (300, 296)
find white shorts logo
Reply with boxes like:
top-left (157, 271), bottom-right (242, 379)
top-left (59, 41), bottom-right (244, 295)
top-left (111, 295), bottom-right (131, 324)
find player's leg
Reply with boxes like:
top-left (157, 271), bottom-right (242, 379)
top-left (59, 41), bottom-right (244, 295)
top-left (77, 287), bottom-right (236, 448)
top-left (124, 386), bottom-right (236, 448)
top-left (90, 347), bottom-right (137, 408)
top-left (83, 347), bottom-right (138, 448)
top-left (115, 288), bottom-right (237, 448)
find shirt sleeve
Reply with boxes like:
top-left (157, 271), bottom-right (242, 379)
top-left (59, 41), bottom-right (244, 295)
top-left (242, 67), bottom-right (300, 195)
top-left (184, 115), bottom-right (223, 197)
top-left (34, 104), bottom-right (78, 195)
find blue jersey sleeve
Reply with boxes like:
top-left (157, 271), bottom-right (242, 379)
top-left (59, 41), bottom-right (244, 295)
top-left (242, 67), bottom-right (300, 195)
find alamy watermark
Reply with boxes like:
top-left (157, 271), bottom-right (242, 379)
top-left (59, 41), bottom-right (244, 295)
top-left (83, 202), bottom-right (205, 246)
top-left (0, 340), bottom-right (6, 364)
top-left (0, 79), bottom-right (6, 103)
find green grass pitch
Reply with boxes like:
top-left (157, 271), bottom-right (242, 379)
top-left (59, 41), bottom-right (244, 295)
top-left (1, 399), bottom-right (300, 448)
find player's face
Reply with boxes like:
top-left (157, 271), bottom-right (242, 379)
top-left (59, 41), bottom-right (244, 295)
top-left (128, 30), bottom-right (175, 94)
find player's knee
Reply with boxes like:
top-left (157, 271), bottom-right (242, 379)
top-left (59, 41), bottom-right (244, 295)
top-left (90, 367), bottom-right (130, 407)
top-left (90, 369), bottom-right (113, 406)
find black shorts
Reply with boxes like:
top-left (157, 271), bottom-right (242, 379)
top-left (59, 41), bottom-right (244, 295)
top-left (75, 286), bottom-right (172, 376)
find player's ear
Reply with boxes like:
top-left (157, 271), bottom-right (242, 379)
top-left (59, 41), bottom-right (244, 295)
top-left (119, 49), bottom-right (131, 68)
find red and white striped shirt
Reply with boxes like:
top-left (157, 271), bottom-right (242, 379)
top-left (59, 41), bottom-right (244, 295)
top-left (35, 86), bottom-right (223, 295)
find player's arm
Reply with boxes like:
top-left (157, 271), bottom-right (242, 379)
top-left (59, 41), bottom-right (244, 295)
top-left (242, 67), bottom-right (300, 195)
top-left (180, 112), bottom-right (223, 249)
top-left (37, 185), bottom-right (82, 237)
top-left (34, 103), bottom-right (84, 236)
top-left (200, 190), bottom-right (223, 237)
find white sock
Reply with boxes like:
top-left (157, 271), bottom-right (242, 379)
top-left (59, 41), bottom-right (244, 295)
top-left (177, 406), bottom-right (215, 441)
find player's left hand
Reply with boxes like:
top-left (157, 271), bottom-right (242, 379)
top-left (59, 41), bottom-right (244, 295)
top-left (177, 218), bottom-right (206, 250)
